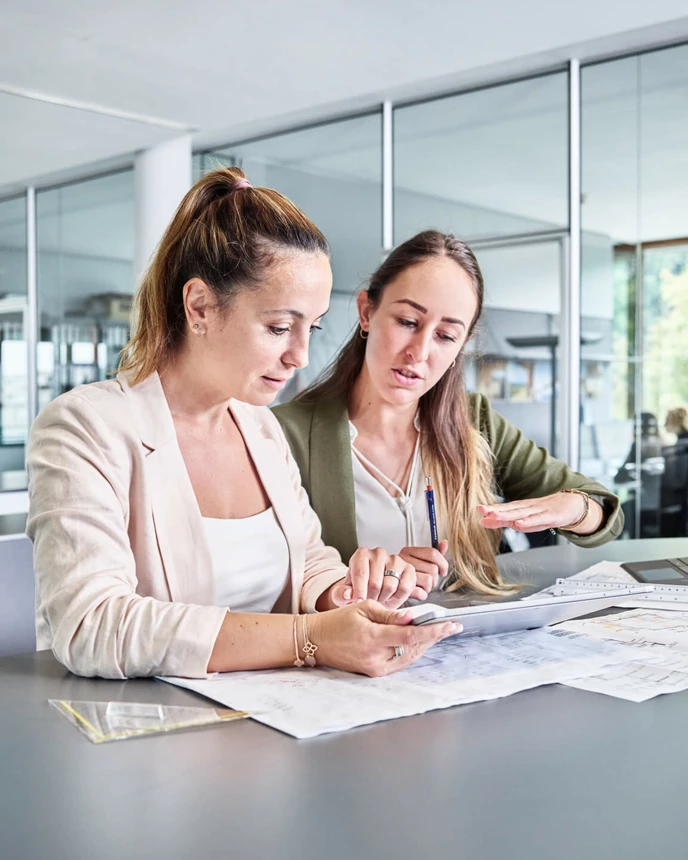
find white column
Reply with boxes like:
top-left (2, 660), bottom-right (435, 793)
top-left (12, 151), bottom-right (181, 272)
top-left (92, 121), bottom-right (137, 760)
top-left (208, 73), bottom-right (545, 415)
top-left (134, 135), bottom-right (192, 280)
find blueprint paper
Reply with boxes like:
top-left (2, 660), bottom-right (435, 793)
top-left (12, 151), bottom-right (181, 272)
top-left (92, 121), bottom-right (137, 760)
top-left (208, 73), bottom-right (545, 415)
top-left (563, 644), bottom-right (688, 702)
top-left (161, 628), bottom-right (636, 738)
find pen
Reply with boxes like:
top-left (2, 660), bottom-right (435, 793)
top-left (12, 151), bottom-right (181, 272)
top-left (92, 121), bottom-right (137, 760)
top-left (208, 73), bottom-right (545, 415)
top-left (425, 476), bottom-right (439, 550)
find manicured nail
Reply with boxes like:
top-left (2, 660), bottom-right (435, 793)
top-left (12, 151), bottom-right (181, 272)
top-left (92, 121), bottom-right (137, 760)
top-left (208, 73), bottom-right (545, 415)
top-left (356, 598), bottom-right (365, 603)
top-left (343, 588), bottom-right (352, 600)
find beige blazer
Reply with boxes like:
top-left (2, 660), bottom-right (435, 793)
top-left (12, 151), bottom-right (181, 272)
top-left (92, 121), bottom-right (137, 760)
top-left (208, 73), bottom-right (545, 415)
top-left (26, 372), bottom-right (347, 680)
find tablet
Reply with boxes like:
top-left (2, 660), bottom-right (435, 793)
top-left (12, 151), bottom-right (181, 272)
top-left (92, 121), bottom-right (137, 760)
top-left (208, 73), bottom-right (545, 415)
top-left (621, 557), bottom-right (688, 585)
top-left (408, 585), bottom-right (654, 638)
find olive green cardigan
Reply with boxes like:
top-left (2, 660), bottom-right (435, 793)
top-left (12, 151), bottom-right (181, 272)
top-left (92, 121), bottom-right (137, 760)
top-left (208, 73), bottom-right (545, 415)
top-left (273, 393), bottom-right (623, 564)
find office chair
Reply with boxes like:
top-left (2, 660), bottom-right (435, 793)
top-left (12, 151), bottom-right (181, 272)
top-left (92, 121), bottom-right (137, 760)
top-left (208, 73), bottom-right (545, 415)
top-left (0, 536), bottom-right (36, 657)
top-left (660, 444), bottom-right (688, 537)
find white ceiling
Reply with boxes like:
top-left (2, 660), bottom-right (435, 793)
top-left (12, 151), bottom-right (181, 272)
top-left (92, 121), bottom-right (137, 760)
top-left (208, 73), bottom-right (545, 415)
top-left (2, 0), bottom-right (688, 192)
top-left (0, 0), bottom-right (687, 268)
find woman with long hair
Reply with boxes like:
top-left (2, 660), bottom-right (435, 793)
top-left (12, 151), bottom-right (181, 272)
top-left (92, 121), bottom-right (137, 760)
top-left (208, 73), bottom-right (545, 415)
top-left (274, 230), bottom-right (623, 597)
top-left (26, 172), bottom-right (458, 680)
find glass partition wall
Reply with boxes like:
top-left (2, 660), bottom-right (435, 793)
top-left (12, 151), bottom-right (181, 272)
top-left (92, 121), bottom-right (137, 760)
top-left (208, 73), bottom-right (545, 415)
top-left (581, 43), bottom-right (688, 537)
top-left (0, 194), bottom-right (28, 488)
top-left (36, 170), bottom-right (135, 410)
top-left (4, 40), bottom-right (688, 540)
top-left (394, 74), bottom-right (569, 461)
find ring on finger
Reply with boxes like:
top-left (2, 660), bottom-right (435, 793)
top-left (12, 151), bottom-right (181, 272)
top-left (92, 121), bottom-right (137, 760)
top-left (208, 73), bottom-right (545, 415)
top-left (384, 570), bottom-right (402, 581)
top-left (393, 645), bottom-right (405, 659)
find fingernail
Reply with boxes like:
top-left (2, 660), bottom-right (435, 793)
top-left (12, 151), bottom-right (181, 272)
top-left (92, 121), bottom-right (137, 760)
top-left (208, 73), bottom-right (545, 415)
top-left (356, 598), bottom-right (365, 603)
top-left (445, 622), bottom-right (461, 635)
top-left (343, 588), bottom-right (352, 600)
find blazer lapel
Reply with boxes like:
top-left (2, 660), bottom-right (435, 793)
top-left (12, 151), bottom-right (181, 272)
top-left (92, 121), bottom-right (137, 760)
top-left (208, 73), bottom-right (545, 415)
top-left (309, 397), bottom-right (359, 564)
top-left (229, 401), bottom-right (305, 613)
top-left (118, 372), bottom-right (213, 605)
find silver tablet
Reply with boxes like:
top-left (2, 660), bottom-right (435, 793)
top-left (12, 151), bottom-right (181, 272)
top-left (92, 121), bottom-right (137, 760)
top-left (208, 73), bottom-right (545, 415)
top-left (408, 586), bottom-right (654, 638)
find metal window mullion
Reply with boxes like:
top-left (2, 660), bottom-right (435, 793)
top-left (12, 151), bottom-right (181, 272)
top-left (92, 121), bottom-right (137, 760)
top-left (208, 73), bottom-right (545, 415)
top-left (634, 242), bottom-right (644, 538)
top-left (634, 56), bottom-right (645, 540)
top-left (382, 101), bottom-right (393, 252)
top-left (562, 59), bottom-right (582, 470)
top-left (26, 186), bottom-right (38, 433)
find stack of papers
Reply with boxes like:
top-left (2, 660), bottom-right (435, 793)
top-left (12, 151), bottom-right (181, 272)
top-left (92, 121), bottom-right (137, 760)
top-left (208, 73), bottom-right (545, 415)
top-left (559, 608), bottom-right (688, 701)
top-left (163, 628), bottom-right (636, 739)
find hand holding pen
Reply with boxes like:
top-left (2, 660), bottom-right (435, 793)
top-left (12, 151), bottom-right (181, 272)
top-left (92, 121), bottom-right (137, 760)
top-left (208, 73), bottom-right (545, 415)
top-left (395, 476), bottom-right (449, 594)
top-left (425, 476), bottom-right (439, 549)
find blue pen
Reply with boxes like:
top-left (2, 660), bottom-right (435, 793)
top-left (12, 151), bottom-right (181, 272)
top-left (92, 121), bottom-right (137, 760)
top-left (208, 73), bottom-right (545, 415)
top-left (425, 476), bottom-right (439, 550)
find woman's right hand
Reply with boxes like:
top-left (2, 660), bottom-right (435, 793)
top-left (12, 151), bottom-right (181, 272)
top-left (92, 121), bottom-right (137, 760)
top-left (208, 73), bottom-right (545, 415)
top-left (309, 600), bottom-right (460, 677)
top-left (327, 546), bottom-right (424, 610)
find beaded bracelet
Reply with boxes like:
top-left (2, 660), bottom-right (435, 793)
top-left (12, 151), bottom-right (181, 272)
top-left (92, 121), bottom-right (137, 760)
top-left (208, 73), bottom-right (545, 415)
top-left (292, 614), bottom-right (319, 668)
top-left (301, 614), bottom-right (318, 667)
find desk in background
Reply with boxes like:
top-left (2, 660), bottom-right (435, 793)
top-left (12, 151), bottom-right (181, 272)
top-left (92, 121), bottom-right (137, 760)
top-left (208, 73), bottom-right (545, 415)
top-left (0, 512), bottom-right (33, 656)
top-left (2, 539), bottom-right (688, 860)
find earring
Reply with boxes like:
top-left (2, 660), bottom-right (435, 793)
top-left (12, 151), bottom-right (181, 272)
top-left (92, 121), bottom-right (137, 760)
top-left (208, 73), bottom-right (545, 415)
top-left (450, 359), bottom-right (456, 368)
top-left (359, 328), bottom-right (368, 340)
top-left (193, 324), bottom-right (202, 335)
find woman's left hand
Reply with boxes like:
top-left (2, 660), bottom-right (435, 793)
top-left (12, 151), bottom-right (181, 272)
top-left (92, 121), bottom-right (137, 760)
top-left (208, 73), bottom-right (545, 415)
top-left (476, 492), bottom-right (602, 535)
top-left (328, 547), bottom-right (427, 610)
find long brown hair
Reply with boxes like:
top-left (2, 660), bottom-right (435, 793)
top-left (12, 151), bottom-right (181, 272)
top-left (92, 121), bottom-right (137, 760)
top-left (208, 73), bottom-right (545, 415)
top-left (119, 167), bottom-right (329, 384)
top-left (299, 230), bottom-right (511, 594)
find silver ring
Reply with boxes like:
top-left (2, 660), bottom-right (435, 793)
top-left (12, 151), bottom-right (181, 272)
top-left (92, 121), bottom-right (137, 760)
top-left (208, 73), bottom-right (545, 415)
top-left (384, 570), bottom-right (402, 581)
top-left (393, 645), bottom-right (405, 660)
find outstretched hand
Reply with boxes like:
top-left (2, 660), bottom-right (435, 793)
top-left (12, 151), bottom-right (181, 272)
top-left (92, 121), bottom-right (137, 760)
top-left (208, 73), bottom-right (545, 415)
top-left (476, 492), bottom-right (602, 535)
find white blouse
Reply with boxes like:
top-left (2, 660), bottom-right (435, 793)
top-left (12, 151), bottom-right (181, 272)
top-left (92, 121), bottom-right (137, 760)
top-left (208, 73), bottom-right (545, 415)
top-left (349, 419), bottom-right (445, 556)
top-left (203, 507), bottom-right (290, 613)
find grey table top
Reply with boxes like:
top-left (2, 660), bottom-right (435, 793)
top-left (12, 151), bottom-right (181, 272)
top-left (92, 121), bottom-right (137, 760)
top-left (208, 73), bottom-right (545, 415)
top-left (3, 538), bottom-right (688, 860)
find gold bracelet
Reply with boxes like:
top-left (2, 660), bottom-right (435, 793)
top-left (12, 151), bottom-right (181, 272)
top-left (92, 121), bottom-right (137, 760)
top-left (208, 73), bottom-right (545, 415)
top-left (293, 615), bottom-right (305, 668)
top-left (301, 614), bottom-right (318, 667)
top-left (558, 488), bottom-right (590, 531)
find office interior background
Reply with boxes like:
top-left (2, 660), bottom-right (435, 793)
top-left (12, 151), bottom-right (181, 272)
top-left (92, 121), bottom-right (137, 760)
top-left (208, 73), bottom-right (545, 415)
top-left (2, 1), bottom-right (688, 541)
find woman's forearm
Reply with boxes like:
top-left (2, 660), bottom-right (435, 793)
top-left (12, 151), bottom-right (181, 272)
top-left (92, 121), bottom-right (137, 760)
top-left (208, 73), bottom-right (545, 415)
top-left (207, 612), bottom-right (297, 673)
top-left (567, 498), bottom-right (605, 536)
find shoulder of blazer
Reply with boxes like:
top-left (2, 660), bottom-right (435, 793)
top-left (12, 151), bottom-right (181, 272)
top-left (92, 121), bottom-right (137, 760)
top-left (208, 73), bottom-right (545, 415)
top-left (274, 395), bottom-right (357, 561)
top-left (272, 399), bottom-right (319, 484)
top-left (33, 377), bottom-right (135, 443)
top-left (272, 398), bottom-right (318, 431)
top-left (273, 396), bottom-right (350, 471)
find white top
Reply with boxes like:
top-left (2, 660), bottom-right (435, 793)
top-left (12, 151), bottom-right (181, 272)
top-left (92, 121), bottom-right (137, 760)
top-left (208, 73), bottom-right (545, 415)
top-left (350, 419), bottom-right (444, 555)
top-left (203, 507), bottom-right (290, 613)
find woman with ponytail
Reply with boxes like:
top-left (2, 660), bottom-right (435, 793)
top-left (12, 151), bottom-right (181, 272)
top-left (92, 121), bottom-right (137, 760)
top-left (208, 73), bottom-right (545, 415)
top-left (26, 170), bottom-right (457, 680)
top-left (274, 230), bottom-right (623, 597)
